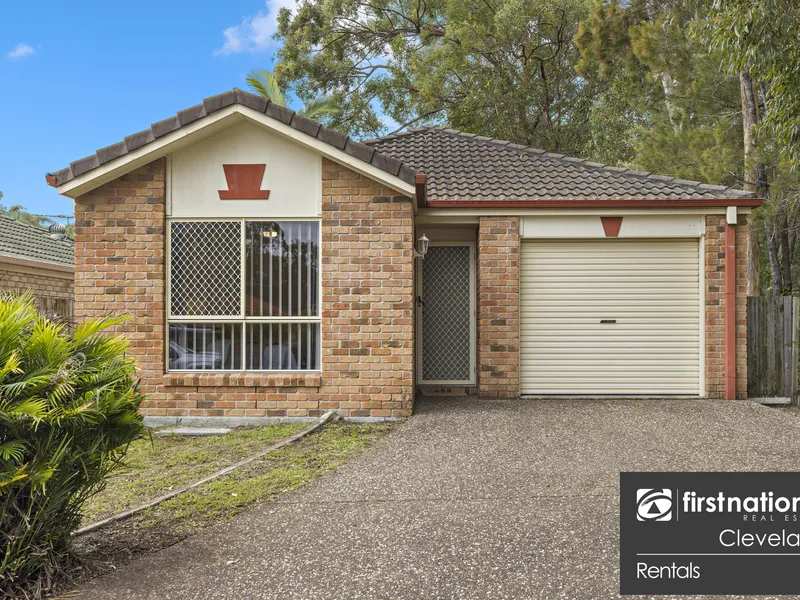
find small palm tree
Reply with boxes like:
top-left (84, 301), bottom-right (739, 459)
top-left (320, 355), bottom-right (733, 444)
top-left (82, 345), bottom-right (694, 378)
top-left (0, 293), bottom-right (144, 596)
top-left (246, 69), bottom-right (340, 121)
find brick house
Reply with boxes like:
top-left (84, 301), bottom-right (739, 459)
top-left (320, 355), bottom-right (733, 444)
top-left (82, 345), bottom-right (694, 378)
top-left (0, 215), bottom-right (74, 319)
top-left (46, 89), bottom-right (762, 424)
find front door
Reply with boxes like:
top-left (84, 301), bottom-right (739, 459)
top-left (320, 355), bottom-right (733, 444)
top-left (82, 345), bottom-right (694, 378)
top-left (417, 243), bottom-right (476, 385)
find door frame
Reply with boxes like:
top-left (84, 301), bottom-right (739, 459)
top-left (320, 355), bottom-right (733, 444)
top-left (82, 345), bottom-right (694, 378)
top-left (415, 241), bottom-right (477, 386)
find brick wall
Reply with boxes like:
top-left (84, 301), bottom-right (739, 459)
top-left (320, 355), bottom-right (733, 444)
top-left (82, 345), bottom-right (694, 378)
top-left (704, 215), bottom-right (748, 399)
top-left (73, 158), bottom-right (414, 420)
top-left (0, 266), bottom-right (73, 316)
top-left (73, 159), bottom-right (167, 414)
top-left (477, 217), bottom-right (520, 398)
top-left (320, 159), bottom-right (414, 417)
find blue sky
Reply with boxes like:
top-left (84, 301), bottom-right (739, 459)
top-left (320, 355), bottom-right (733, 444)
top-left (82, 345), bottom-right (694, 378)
top-left (1, 0), bottom-right (298, 219)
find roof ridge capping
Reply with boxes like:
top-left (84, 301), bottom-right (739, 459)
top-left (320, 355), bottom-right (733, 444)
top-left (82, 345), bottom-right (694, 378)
top-left (361, 128), bottom-right (423, 145)
top-left (47, 88), bottom-right (417, 189)
top-left (370, 125), bottom-right (755, 199)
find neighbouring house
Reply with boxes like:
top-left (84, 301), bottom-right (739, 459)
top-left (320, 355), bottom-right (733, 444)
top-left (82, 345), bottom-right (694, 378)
top-left (46, 89), bottom-right (762, 423)
top-left (0, 215), bottom-right (74, 320)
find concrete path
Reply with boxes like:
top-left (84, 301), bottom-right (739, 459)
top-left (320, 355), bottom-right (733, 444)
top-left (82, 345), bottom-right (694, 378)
top-left (75, 398), bottom-right (800, 599)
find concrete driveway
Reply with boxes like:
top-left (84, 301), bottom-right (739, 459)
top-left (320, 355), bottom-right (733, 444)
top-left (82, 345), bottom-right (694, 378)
top-left (75, 398), bottom-right (800, 600)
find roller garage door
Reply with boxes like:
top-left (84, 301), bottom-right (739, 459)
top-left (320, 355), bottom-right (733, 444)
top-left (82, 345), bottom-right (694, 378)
top-left (520, 239), bottom-right (701, 395)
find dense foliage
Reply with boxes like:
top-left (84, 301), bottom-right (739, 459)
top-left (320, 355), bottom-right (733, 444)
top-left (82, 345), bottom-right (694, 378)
top-left (575, 0), bottom-right (744, 186)
top-left (703, 0), bottom-right (800, 166)
top-left (0, 294), bottom-right (144, 597)
top-left (275, 0), bottom-right (597, 153)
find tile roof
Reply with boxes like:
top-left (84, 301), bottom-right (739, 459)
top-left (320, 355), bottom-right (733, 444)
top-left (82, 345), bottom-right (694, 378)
top-left (365, 127), bottom-right (754, 201)
top-left (47, 89), bottom-right (417, 189)
top-left (0, 215), bottom-right (74, 267)
top-left (48, 90), bottom-right (753, 204)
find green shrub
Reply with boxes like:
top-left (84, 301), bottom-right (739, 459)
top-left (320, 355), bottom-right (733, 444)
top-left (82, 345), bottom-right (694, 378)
top-left (0, 293), bottom-right (144, 597)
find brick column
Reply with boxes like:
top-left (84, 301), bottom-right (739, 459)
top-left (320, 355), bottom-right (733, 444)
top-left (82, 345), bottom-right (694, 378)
top-left (321, 159), bottom-right (415, 417)
top-left (735, 216), bottom-right (748, 398)
top-left (724, 222), bottom-right (737, 399)
top-left (477, 217), bottom-right (520, 398)
top-left (704, 215), bottom-right (748, 399)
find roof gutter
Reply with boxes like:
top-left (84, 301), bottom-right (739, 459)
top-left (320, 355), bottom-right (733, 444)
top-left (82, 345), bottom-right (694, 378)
top-left (0, 254), bottom-right (74, 276)
top-left (423, 198), bottom-right (764, 209)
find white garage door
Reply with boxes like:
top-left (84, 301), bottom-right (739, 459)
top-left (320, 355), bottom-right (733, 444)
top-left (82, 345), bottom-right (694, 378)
top-left (520, 239), bottom-right (701, 395)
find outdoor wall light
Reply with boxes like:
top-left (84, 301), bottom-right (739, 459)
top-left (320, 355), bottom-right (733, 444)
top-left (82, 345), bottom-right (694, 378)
top-left (414, 233), bottom-right (430, 259)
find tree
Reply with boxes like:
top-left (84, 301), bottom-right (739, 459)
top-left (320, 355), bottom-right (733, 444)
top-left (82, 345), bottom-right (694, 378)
top-left (274, 0), bottom-right (598, 153)
top-left (703, 0), bottom-right (800, 167)
top-left (699, 0), bottom-right (800, 294)
top-left (575, 0), bottom-right (800, 295)
top-left (246, 68), bottom-right (341, 121)
top-left (576, 0), bottom-right (743, 184)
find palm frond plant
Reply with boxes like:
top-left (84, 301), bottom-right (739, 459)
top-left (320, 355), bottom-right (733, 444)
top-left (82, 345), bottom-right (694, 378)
top-left (299, 95), bottom-right (342, 120)
top-left (0, 293), bottom-right (145, 597)
top-left (246, 68), bottom-right (341, 121)
top-left (246, 68), bottom-right (285, 105)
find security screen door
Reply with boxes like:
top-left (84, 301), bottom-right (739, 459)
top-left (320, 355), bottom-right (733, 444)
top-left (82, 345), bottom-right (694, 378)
top-left (418, 243), bottom-right (475, 385)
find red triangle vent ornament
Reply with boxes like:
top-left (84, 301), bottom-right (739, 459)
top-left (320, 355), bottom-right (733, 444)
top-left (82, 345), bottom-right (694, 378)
top-left (218, 164), bottom-right (271, 200)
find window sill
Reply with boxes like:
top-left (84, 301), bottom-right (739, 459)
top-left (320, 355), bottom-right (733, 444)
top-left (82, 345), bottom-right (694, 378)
top-left (163, 372), bottom-right (322, 388)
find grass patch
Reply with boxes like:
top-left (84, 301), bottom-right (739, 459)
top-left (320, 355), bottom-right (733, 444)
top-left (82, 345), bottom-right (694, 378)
top-left (66, 422), bottom-right (392, 591)
top-left (82, 423), bottom-right (307, 523)
top-left (159, 423), bottom-right (387, 522)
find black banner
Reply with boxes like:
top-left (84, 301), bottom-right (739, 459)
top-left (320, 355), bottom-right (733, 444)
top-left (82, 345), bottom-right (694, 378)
top-left (620, 472), bottom-right (800, 595)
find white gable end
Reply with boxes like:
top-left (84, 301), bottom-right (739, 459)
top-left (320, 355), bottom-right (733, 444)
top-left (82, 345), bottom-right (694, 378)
top-left (168, 121), bottom-right (321, 218)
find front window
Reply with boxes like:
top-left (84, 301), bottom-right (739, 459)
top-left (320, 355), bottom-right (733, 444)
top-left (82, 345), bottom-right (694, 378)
top-left (167, 220), bottom-right (320, 371)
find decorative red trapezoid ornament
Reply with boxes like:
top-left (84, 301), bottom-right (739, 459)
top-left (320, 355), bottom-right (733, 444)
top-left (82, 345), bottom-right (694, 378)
top-left (218, 164), bottom-right (271, 200)
top-left (600, 216), bottom-right (623, 237)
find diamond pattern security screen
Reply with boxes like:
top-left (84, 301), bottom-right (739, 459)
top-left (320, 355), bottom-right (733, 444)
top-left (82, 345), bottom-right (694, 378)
top-left (170, 221), bottom-right (241, 317)
top-left (421, 245), bottom-right (473, 382)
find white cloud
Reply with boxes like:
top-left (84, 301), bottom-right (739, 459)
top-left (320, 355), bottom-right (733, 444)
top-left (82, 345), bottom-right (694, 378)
top-left (7, 43), bottom-right (35, 59)
top-left (214, 1), bottom-right (294, 56)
